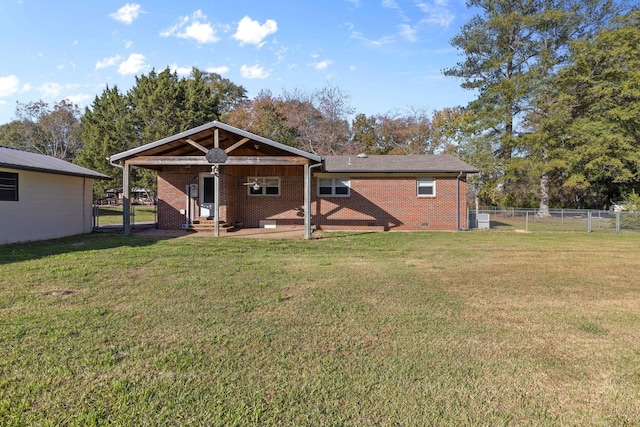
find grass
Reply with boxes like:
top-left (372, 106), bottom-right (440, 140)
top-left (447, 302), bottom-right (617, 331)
top-left (95, 205), bottom-right (156, 226)
top-left (2, 231), bottom-right (640, 425)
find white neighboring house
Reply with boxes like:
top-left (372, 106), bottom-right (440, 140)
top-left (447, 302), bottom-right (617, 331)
top-left (0, 146), bottom-right (110, 245)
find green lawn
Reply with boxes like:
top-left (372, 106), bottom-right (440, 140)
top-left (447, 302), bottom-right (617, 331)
top-left (2, 231), bottom-right (640, 425)
top-left (95, 205), bottom-right (156, 226)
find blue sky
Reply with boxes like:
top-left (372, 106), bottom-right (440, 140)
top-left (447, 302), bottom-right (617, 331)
top-left (0, 0), bottom-right (479, 125)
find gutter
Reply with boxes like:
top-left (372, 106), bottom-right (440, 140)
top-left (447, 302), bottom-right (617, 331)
top-left (109, 157), bottom-right (123, 170)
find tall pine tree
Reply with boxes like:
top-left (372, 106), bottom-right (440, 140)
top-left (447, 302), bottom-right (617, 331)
top-left (445, 0), bottom-right (619, 209)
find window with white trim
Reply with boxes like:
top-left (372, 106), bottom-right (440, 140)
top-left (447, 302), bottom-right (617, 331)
top-left (247, 177), bottom-right (280, 196)
top-left (318, 178), bottom-right (350, 197)
top-left (417, 178), bottom-right (436, 197)
top-left (0, 171), bottom-right (18, 201)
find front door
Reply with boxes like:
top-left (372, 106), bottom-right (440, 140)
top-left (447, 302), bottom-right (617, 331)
top-left (199, 173), bottom-right (215, 218)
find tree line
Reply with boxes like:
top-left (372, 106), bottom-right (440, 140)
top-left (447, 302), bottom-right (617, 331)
top-left (1, 0), bottom-right (637, 210)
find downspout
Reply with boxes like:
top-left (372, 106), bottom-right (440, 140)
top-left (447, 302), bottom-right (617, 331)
top-left (305, 162), bottom-right (324, 240)
top-left (456, 171), bottom-right (463, 231)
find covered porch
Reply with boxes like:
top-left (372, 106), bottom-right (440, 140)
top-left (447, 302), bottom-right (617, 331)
top-left (109, 121), bottom-right (323, 239)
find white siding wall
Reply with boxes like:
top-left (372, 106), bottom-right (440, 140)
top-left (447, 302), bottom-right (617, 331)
top-left (0, 167), bottom-right (94, 245)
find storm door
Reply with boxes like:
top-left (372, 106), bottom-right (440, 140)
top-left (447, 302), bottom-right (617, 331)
top-left (199, 173), bottom-right (215, 217)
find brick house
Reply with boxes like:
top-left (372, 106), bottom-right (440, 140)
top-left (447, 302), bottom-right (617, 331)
top-left (109, 121), bottom-right (477, 239)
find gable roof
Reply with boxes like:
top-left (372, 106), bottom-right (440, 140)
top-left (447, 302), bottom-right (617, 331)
top-left (0, 146), bottom-right (110, 180)
top-left (110, 121), bottom-right (323, 163)
top-left (323, 154), bottom-right (478, 173)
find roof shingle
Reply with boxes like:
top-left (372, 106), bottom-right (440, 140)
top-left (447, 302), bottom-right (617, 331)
top-left (0, 146), bottom-right (110, 179)
top-left (323, 154), bottom-right (478, 173)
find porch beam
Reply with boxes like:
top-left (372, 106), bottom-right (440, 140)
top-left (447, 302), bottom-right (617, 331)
top-left (185, 138), bottom-right (209, 154)
top-left (224, 137), bottom-right (250, 154)
top-left (126, 156), bottom-right (309, 166)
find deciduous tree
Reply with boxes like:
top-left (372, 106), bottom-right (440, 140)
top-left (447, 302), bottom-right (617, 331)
top-left (13, 99), bottom-right (83, 162)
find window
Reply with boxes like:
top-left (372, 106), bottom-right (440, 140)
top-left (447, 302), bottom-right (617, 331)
top-left (417, 178), bottom-right (435, 197)
top-left (0, 172), bottom-right (18, 201)
top-left (247, 177), bottom-right (280, 196)
top-left (318, 178), bottom-right (350, 197)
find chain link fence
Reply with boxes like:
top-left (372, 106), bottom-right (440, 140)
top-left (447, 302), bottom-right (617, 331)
top-left (468, 208), bottom-right (640, 234)
top-left (92, 204), bottom-right (157, 232)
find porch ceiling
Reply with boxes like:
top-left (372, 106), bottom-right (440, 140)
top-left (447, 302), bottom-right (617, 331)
top-left (110, 121), bottom-right (322, 168)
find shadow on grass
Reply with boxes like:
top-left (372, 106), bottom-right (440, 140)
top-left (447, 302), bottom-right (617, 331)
top-left (0, 232), bottom-right (161, 266)
top-left (313, 230), bottom-right (387, 239)
top-left (489, 220), bottom-right (515, 228)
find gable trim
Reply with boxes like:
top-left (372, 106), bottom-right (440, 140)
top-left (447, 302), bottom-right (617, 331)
top-left (110, 121), bottom-right (322, 163)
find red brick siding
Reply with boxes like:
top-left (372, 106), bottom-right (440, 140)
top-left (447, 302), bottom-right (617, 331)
top-left (157, 168), bottom-right (468, 231)
top-left (237, 176), bottom-right (306, 228)
top-left (313, 176), bottom-right (467, 231)
top-left (157, 168), bottom-right (232, 229)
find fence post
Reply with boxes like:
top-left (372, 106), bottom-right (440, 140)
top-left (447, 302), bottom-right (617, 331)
top-left (587, 211), bottom-right (592, 233)
top-left (526, 212), bottom-right (529, 231)
top-left (616, 212), bottom-right (621, 234)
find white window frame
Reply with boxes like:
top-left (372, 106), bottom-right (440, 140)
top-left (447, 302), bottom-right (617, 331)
top-left (247, 177), bottom-right (281, 196)
top-left (318, 178), bottom-right (350, 197)
top-left (417, 178), bottom-right (436, 197)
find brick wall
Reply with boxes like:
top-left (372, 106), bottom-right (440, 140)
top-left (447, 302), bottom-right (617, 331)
top-left (157, 167), bottom-right (469, 231)
top-left (313, 176), bottom-right (467, 231)
top-left (237, 176), bottom-right (306, 228)
top-left (157, 168), bottom-right (231, 229)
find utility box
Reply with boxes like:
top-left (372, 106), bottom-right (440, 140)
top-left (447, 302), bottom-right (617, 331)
top-left (477, 213), bottom-right (490, 229)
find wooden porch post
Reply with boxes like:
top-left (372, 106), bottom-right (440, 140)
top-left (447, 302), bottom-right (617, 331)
top-left (304, 162), bottom-right (311, 240)
top-left (122, 162), bottom-right (131, 235)
top-left (214, 129), bottom-right (220, 237)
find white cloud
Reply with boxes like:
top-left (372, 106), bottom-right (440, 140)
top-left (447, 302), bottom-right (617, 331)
top-left (314, 60), bottom-right (333, 71)
top-left (240, 64), bottom-right (270, 79)
top-left (110, 3), bottom-right (144, 25)
top-left (350, 30), bottom-right (394, 47)
top-left (96, 55), bottom-right (123, 70)
top-left (233, 16), bottom-right (278, 46)
top-left (382, 0), bottom-right (400, 9)
top-left (118, 53), bottom-right (148, 75)
top-left (161, 10), bottom-right (219, 44)
top-left (207, 66), bottom-right (229, 75)
top-left (124, 40), bottom-right (134, 49)
top-left (0, 75), bottom-right (20, 97)
top-left (170, 64), bottom-right (192, 76)
top-left (40, 82), bottom-right (63, 98)
top-left (417, 0), bottom-right (455, 27)
top-left (399, 23), bottom-right (418, 42)
top-left (65, 93), bottom-right (92, 106)
top-left (349, 65), bottom-right (357, 71)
